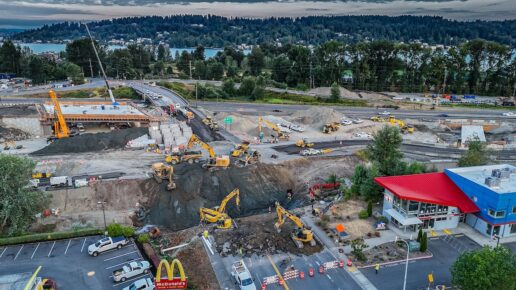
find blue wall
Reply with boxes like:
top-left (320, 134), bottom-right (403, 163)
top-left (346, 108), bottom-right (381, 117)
top-left (445, 169), bottom-right (516, 225)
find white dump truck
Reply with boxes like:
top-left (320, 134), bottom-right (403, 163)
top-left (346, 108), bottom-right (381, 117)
top-left (88, 236), bottom-right (128, 256)
top-left (113, 261), bottom-right (151, 282)
top-left (231, 260), bottom-right (256, 290)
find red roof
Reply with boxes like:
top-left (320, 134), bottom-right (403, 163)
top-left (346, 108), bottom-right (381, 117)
top-left (374, 172), bottom-right (479, 213)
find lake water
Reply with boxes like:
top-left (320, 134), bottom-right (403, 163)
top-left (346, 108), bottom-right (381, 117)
top-left (18, 43), bottom-right (249, 58)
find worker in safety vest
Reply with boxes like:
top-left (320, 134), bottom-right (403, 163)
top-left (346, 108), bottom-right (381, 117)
top-left (375, 263), bottom-right (380, 274)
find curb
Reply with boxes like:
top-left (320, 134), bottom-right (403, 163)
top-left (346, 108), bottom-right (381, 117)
top-left (357, 251), bottom-right (434, 269)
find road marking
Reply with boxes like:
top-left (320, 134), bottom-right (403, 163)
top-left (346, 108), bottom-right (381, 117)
top-left (104, 250), bottom-right (138, 262)
top-left (326, 274), bottom-right (333, 281)
top-left (112, 274), bottom-right (152, 287)
top-left (48, 241), bottom-right (56, 257)
top-left (454, 234), bottom-right (464, 238)
top-left (429, 230), bottom-right (438, 237)
top-left (14, 245), bottom-right (23, 261)
top-left (247, 257), bottom-right (253, 268)
top-left (81, 238), bottom-right (87, 253)
top-left (348, 266), bottom-right (357, 273)
top-left (31, 243), bottom-right (40, 259)
top-left (443, 229), bottom-right (452, 235)
top-left (105, 258), bottom-right (142, 269)
top-left (0, 247), bottom-right (7, 258)
top-left (64, 239), bottom-right (72, 255)
top-left (267, 255), bottom-right (289, 290)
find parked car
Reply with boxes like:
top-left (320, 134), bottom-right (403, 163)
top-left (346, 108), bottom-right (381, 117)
top-left (341, 119), bottom-right (353, 125)
top-left (437, 113), bottom-right (449, 117)
top-left (378, 111), bottom-right (391, 115)
top-left (122, 278), bottom-right (155, 290)
top-left (300, 148), bottom-right (321, 156)
top-left (354, 132), bottom-right (372, 139)
top-left (113, 261), bottom-right (151, 282)
top-left (88, 236), bottom-right (128, 256)
top-left (352, 118), bottom-right (364, 124)
top-left (502, 112), bottom-right (516, 117)
top-left (77, 123), bottom-right (85, 133)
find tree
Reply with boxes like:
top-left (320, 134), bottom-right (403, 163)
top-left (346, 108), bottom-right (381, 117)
top-left (359, 164), bottom-right (384, 201)
top-left (248, 47), bottom-right (265, 76)
top-left (193, 46), bottom-right (205, 61)
top-left (351, 238), bottom-right (367, 261)
top-left (239, 76), bottom-right (256, 96)
top-left (367, 201), bottom-right (372, 217)
top-left (419, 232), bottom-right (428, 252)
top-left (367, 125), bottom-right (404, 176)
top-left (458, 141), bottom-right (489, 167)
top-left (0, 155), bottom-right (48, 236)
top-left (0, 40), bottom-right (22, 74)
top-left (351, 164), bottom-right (368, 196)
top-left (66, 38), bottom-right (104, 78)
top-left (222, 79), bottom-right (236, 98)
top-left (157, 44), bottom-right (169, 61)
top-left (417, 229), bottom-right (423, 243)
top-left (330, 82), bottom-right (340, 102)
top-left (63, 63), bottom-right (84, 85)
top-left (451, 246), bottom-right (516, 290)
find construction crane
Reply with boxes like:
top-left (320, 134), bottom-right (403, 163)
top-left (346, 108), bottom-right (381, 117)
top-left (187, 134), bottom-right (230, 170)
top-left (200, 188), bottom-right (240, 229)
top-left (151, 162), bottom-right (176, 190)
top-left (258, 117), bottom-right (290, 141)
top-left (48, 90), bottom-right (71, 140)
top-left (274, 201), bottom-right (316, 248)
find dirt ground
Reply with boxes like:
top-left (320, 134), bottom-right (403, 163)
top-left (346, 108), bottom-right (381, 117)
top-left (318, 199), bottom-right (376, 240)
top-left (0, 105), bottom-right (38, 117)
top-left (349, 241), bottom-right (431, 267)
top-left (212, 211), bottom-right (323, 257)
top-left (0, 125), bottom-right (31, 141)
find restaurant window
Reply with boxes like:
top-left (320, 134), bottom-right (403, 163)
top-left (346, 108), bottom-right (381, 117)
top-left (408, 201), bottom-right (419, 212)
top-left (488, 209), bottom-right (505, 219)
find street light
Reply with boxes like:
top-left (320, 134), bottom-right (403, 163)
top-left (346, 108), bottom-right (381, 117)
top-left (493, 234), bottom-right (501, 247)
top-left (395, 236), bottom-right (410, 290)
top-left (97, 201), bottom-right (107, 231)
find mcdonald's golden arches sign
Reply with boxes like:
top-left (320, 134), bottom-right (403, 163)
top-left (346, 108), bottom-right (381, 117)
top-left (155, 259), bottom-right (188, 290)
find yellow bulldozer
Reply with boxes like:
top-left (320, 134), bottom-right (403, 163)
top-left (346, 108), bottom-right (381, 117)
top-left (200, 188), bottom-right (240, 229)
top-left (151, 162), bottom-right (176, 190)
top-left (187, 134), bottom-right (230, 171)
top-left (275, 201), bottom-right (316, 248)
top-left (322, 122), bottom-right (340, 134)
top-left (231, 141), bottom-right (250, 157)
top-left (296, 138), bottom-right (314, 148)
top-left (202, 116), bottom-right (219, 131)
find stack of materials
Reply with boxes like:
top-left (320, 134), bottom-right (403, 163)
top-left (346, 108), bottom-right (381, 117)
top-left (126, 135), bottom-right (156, 149)
top-left (149, 121), bottom-right (193, 149)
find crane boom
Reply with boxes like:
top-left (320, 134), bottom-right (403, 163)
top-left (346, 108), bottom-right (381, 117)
top-left (49, 90), bottom-right (69, 138)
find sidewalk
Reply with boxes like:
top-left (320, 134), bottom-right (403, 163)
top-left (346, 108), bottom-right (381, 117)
top-left (453, 223), bottom-right (516, 246)
top-left (302, 216), bottom-right (378, 290)
top-left (343, 230), bottom-right (399, 253)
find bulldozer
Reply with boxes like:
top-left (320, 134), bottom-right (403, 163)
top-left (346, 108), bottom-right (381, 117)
top-left (151, 162), bottom-right (176, 190)
top-left (370, 116), bottom-right (385, 122)
top-left (231, 141), bottom-right (250, 157)
top-left (187, 134), bottom-right (230, 171)
top-left (202, 116), bottom-right (219, 131)
top-left (234, 149), bottom-right (261, 167)
top-left (296, 138), bottom-right (314, 148)
top-left (387, 116), bottom-right (414, 134)
top-left (200, 188), bottom-right (240, 229)
top-left (274, 201), bottom-right (316, 248)
top-left (165, 150), bottom-right (202, 165)
top-left (322, 122), bottom-right (340, 134)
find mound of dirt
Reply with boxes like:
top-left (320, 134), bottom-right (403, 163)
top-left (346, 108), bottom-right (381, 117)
top-left (0, 126), bottom-right (30, 141)
top-left (0, 105), bottom-right (38, 117)
top-left (31, 127), bottom-right (148, 155)
top-left (289, 107), bottom-right (343, 126)
top-left (215, 112), bottom-right (259, 136)
top-left (147, 162), bottom-right (301, 231)
top-left (213, 212), bottom-right (323, 256)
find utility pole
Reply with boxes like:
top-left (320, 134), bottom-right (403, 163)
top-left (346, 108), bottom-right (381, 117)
top-left (195, 81), bottom-right (198, 108)
top-left (88, 58), bottom-right (94, 78)
top-left (442, 67), bottom-right (448, 97)
top-left (189, 60), bottom-right (192, 79)
top-left (309, 61), bottom-right (313, 89)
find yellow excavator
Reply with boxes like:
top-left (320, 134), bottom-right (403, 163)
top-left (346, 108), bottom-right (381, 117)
top-left (388, 116), bottom-right (414, 134)
top-left (231, 141), bottom-right (250, 157)
top-left (275, 201), bottom-right (316, 248)
top-left (48, 90), bottom-right (71, 141)
top-left (200, 188), bottom-right (240, 229)
top-left (322, 122), bottom-right (340, 134)
top-left (151, 162), bottom-right (176, 190)
top-left (187, 134), bottom-right (230, 170)
top-left (234, 149), bottom-right (261, 167)
top-left (258, 117), bottom-right (290, 141)
top-left (296, 138), bottom-right (314, 148)
top-left (202, 116), bottom-right (219, 131)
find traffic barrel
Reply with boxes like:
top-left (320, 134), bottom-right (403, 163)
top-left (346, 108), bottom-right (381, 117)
top-left (309, 267), bottom-right (314, 277)
top-left (279, 279), bottom-right (284, 286)
top-left (339, 260), bottom-right (344, 268)
top-left (299, 271), bottom-right (305, 279)
top-left (261, 283), bottom-right (266, 290)
top-left (319, 265), bottom-right (324, 274)
top-left (347, 259), bottom-right (352, 267)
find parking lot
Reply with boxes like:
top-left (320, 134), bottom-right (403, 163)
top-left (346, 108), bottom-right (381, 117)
top-left (0, 235), bottom-right (153, 289)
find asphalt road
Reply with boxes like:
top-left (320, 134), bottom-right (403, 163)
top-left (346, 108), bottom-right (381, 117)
top-left (0, 79), bottom-right (107, 97)
top-left (362, 234), bottom-right (480, 290)
top-left (0, 235), bottom-right (151, 290)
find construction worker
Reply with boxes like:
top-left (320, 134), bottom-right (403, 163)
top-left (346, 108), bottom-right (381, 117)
top-left (203, 230), bottom-right (209, 239)
top-left (375, 263), bottom-right (380, 274)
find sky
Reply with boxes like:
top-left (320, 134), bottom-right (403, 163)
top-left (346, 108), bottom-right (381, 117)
top-left (0, 0), bottom-right (515, 29)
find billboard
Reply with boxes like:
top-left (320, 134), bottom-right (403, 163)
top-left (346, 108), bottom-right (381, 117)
top-left (155, 259), bottom-right (188, 290)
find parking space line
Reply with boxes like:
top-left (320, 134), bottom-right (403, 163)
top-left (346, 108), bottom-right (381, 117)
top-left (267, 255), bottom-right (289, 290)
top-left (48, 241), bottom-right (56, 257)
top-left (14, 245), bottom-right (23, 261)
top-left (105, 258), bottom-right (142, 270)
top-left (64, 239), bottom-right (72, 255)
top-left (0, 247), bottom-right (7, 258)
top-left (31, 243), bottom-right (40, 259)
top-left (81, 238), bottom-right (87, 253)
top-left (103, 250), bottom-right (138, 262)
top-left (112, 274), bottom-right (152, 287)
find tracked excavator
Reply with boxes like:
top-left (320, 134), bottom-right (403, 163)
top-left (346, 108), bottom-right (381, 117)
top-left (274, 201), bottom-right (316, 248)
top-left (387, 116), bottom-right (414, 134)
top-left (187, 134), bottom-right (230, 170)
top-left (151, 162), bottom-right (176, 190)
top-left (296, 138), bottom-right (314, 148)
top-left (200, 188), bottom-right (240, 229)
top-left (234, 149), bottom-right (261, 167)
top-left (231, 141), bottom-right (250, 157)
top-left (258, 117), bottom-right (290, 141)
top-left (322, 122), bottom-right (340, 134)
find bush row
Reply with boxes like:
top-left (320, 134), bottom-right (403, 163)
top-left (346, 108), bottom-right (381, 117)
top-left (0, 228), bottom-right (103, 246)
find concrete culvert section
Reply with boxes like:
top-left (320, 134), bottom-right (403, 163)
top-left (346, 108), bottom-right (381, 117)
top-left (31, 127), bottom-right (149, 155)
top-left (146, 163), bottom-right (300, 231)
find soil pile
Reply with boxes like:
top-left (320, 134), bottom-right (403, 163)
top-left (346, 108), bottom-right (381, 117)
top-left (0, 105), bottom-right (38, 117)
top-left (0, 126), bottom-right (30, 141)
top-left (215, 112), bottom-right (260, 136)
top-left (32, 127), bottom-right (148, 155)
top-left (147, 162), bottom-right (301, 231)
top-left (213, 212), bottom-right (323, 256)
top-left (289, 107), bottom-right (343, 127)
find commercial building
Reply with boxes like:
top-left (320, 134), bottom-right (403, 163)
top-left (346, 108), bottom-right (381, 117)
top-left (375, 164), bottom-right (516, 240)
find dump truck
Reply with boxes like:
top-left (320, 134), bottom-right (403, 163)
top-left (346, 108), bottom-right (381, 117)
top-left (88, 236), bottom-right (128, 257)
top-left (231, 260), bottom-right (256, 290)
top-left (165, 150), bottom-right (202, 165)
top-left (112, 261), bottom-right (151, 282)
top-left (202, 116), bottom-right (219, 131)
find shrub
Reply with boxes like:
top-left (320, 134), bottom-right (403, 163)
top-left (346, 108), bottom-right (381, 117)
top-left (417, 229), bottom-right (423, 243)
top-left (107, 223), bottom-right (135, 238)
top-left (137, 233), bottom-right (150, 244)
top-left (321, 214), bottom-right (330, 222)
top-left (420, 232), bottom-right (428, 252)
top-left (358, 210), bottom-right (369, 219)
top-left (376, 216), bottom-right (389, 224)
top-left (374, 231), bottom-right (381, 237)
top-left (0, 228), bottom-right (102, 246)
top-left (367, 201), bottom-right (373, 217)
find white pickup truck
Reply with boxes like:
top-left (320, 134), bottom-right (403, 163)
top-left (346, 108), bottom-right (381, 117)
top-left (113, 261), bottom-right (151, 282)
top-left (231, 260), bottom-right (256, 290)
top-left (122, 278), bottom-right (155, 290)
top-left (88, 236), bottom-right (128, 257)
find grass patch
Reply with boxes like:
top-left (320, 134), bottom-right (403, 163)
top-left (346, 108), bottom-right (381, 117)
top-left (441, 103), bottom-right (516, 110)
top-left (157, 81), bottom-right (193, 99)
top-left (111, 87), bottom-right (140, 100)
top-left (0, 228), bottom-right (103, 246)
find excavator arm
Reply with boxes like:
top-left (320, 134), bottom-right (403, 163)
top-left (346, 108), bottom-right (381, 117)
top-left (274, 201), bottom-right (316, 248)
top-left (218, 189), bottom-right (240, 213)
top-left (49, 90), bottom-right (70, 138)
top-left (187, 134), bottom-right (216, 158)
top-left (275, 202), bottom-right (304, 229)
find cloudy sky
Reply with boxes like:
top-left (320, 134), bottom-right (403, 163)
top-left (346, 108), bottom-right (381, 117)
top-left (0, 0), bottom-right (515, 29)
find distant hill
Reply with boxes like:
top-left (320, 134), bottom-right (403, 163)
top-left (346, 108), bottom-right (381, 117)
top-left (11, 15), bottom-right (515, 47)
top-left (0, 28), bottom-right (25, 36)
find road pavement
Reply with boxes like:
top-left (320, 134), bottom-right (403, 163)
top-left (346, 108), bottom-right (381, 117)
top-left (0, 79), bottom-right (107, 97)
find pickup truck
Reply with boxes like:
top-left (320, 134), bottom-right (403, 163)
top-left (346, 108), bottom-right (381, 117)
top-left (88, 236), bottom-right (128, 257)
top-left (113, 261), bottom-right (151, 282)
top-left (231, 260), bottom-right (256, 290)
top-left (122, 278), bottom-right (155, 290)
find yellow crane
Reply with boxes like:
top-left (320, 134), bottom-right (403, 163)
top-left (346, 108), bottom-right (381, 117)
top-left (187, 134), bottom-right (230, 170)
top-left (48, 90), bottom-right (70, 140)
top-left (274, 201), bottom-right (316, 248)
top-left (200, 188), bottom-right (240, 229)
top-left (151, 162), bottom-right (176, 190)
top-left (258, 117), bottom-right (290, 141)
